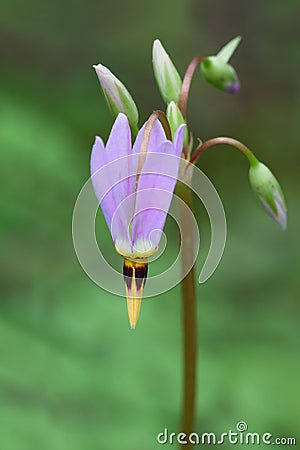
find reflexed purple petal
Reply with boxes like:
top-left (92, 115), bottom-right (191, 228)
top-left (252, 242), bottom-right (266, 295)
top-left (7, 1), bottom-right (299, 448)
top-left (132, 142), bottom-right (181, 250)
top-left (132, 190), bottom-right (174, 252)
top-left (132, 119), bottom-right (167, 155)
top-left (173, 124), bottom-right (185, 157)
top-left (90, 136), bottom-right (116, 224)
top-left (90, 114), bottom-right (136, 249)
top-left (106, 114), bottom-right (135, 216)
top-left (107, 114), bottom-right (137, 242)
top-left (91, 136), bottom-right (106, 177)
top-left (90, 137), bottom-right (130, 247)
top-left (106, 113), bottom-right (132, 162)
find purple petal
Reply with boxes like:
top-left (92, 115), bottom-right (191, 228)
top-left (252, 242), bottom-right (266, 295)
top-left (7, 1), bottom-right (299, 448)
top-left (90, 138), bottom-right (129, 248)
top-left (107, 117), bottom-right (136, 248)
top-left (132, 119), bottom-right (167, 155)
top-left (106, 113), bottom-right (132, 162)
top-left (90, 136), bottom-right (117, 227)
top-left (173, 124), bottom-right (185, 157)
top-left (132, 142), bottom-right (181, 251)
top-left (106, 114), bottom-right (134, 211)
top-left (90, 114), bottom-right (136, 251)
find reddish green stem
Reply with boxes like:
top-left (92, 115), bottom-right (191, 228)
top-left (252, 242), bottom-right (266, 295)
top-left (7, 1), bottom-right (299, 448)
top-left (190, 137), bottom-right (258, 166)
top-left (177, 182), bottom-right (197, 449)
top-left (179, 56), bottom-right (204, 118)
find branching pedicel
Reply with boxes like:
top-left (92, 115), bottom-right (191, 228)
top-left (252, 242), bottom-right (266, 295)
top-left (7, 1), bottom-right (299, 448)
top-left (91, 37), bottom-right (286, 443)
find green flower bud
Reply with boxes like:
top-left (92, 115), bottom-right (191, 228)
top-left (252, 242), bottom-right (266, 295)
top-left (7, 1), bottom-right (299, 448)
top-left (166, 101), bottom-right (188, 145)
top-left (200, 56), bottom-right (240, 93)
top-left (152, 39), bottom-right (182, 104)
top-left (249, 161), bottom-right (287, 229)
top-left (93, 64), bottom-right (139, 131)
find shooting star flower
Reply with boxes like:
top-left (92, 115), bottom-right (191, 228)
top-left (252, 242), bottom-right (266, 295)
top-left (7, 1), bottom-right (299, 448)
top-left (91, 113), bottom-right (185, 328)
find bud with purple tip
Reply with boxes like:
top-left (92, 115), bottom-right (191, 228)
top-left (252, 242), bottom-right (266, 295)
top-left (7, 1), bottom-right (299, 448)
top-left (200, 36), bottom-right (241, 94)
top-left (249, 161), bottom-right (287, 230)
top-left (93, 63), bottom-right (139, 132)
top-left (200, 56), bottom-right (240, 94)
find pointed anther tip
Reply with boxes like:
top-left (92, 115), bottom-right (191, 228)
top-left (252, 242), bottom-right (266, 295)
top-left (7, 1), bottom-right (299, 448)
top-left (126, 295), bottom-right (142, 329)
top-left (127, 298), bottom-right (141, 329)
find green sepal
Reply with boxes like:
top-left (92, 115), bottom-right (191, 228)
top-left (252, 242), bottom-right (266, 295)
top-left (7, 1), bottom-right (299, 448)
top-left (217, 36), bottom-right (242, 63)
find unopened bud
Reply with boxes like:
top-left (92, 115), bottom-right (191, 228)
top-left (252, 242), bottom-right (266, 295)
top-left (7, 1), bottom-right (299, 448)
top-left (152, 39), bottom-right (182, 104)
top-left (249, 161), bottom-right (287, 229)
top-left (200, 56), bottom-right (240, 93)
top-left (166, 101), bottom-right (188, 144)
top-left (93, 64), bottom-right (139, 129)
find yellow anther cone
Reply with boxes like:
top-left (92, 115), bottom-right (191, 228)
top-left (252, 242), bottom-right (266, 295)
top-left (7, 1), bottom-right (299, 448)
top-left (123, 259), bottom-right (148, 329)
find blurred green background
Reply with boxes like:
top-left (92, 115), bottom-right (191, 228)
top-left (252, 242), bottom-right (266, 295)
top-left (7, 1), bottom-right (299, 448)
top-left (1, 0), bottom-right (299, 448)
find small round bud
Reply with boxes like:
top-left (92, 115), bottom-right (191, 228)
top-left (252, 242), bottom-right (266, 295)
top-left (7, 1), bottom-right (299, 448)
top-left (200, 56), bottom-right (240, 94)
top-left (93, 64), bottom-right (139, 129)
top-left (249, 161), bottom-right (287, 229)
top-left (152, 39), bottom-right (182, 104)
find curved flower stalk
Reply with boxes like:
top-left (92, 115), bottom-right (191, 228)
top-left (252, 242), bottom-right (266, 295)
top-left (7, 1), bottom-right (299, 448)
top-left (91, 113), bottom-right (185, 328)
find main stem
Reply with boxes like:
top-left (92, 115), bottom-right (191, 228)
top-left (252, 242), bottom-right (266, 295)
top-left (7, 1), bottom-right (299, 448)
top-left (178, 182), bottom-right (197, 447)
